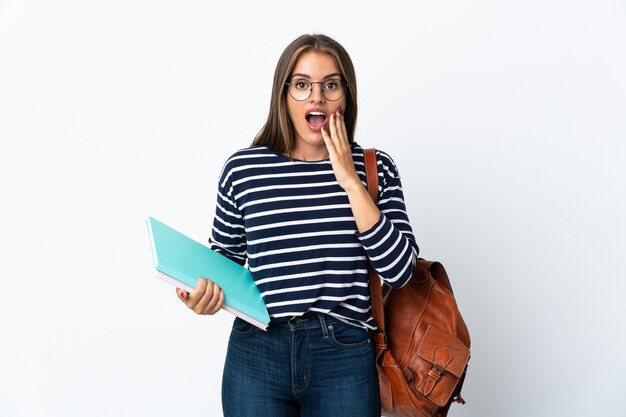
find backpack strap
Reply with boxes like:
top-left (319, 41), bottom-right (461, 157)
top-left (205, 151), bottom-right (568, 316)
top-left (363, 148), bottom-right (379, 202)
top-left (363, 148), bottom-right (387, 336)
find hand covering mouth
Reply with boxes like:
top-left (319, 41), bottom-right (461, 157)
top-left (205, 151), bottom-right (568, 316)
top-left (305, 110), bottom-right (327, 128)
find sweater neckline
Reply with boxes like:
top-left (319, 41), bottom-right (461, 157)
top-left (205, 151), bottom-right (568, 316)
top-left (264, 143), bottom-right (360, 163)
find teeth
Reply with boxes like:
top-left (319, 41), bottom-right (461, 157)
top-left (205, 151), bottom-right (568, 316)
top-left (308, 111), bottom-right (325, 116)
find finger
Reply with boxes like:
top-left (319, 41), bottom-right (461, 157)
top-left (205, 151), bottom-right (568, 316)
top-left (187, 278), bottom-right (208, 308)
top-left (192, 278), bottom-right (208, 297)
top-left (207, 284), bottom-right (224, 314)
top-left (321, 125), bottom-right (336, 155)
top-left (338, 109), bottom-right (349, 144)
top-left (334, 115), bottom-right (348, 151)
top-left (336, 108), bottom-right (349, 145)
top-left (176, 288), bottom-right (188, 301)
top-left (208, 288), bottom-right (225, 315)
top-left (203, 282), bottom-right (222, 314)
top-left (194, 280), bottom-right (216, 314)
top-left (328, 111), bottom-right (340, 145)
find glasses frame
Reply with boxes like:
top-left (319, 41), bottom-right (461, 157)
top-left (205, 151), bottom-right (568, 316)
top-left (285, 78), bottom-right (348, 102)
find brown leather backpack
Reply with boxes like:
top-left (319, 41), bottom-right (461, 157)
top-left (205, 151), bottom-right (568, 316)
top-left (364, 148), bottom-right (471, 417)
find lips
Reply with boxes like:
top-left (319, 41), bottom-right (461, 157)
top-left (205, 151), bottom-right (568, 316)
top-left (305, 109), bottom-right (328, 132)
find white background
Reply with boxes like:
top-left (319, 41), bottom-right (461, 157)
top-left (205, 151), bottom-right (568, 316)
top-left (1, 1), bottom-right (625, 416)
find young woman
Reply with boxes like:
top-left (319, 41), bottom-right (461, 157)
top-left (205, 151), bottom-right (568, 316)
top-left (176, 34), bottom-right (419, 417)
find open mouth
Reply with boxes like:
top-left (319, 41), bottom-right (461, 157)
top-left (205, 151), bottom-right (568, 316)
top-left (305, 110), bottom-right (327, 131)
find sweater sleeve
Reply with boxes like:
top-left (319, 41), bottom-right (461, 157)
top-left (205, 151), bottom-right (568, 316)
top-left (355, 150), bottom-right (419, 288)
top-left (208, 159), bottom-right (247, 266)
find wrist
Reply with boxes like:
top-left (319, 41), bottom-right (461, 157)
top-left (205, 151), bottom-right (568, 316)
top-left (341, 177), bottom-right (366, 195)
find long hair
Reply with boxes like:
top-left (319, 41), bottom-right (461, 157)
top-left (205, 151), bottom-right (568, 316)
top-left (252, 34), bottom-right (358, 157)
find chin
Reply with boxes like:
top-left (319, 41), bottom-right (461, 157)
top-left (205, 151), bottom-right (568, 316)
top-left (307, 134), bottom-right (325, 145)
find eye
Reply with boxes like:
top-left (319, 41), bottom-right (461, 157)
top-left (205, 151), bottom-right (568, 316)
top-left (293, 80), bottom-right (310, 90)
top-left (323, 80), bottom-right (340, 90)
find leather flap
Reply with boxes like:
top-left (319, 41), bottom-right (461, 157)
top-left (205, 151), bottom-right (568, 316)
top-left (417, 324), bottom-right (470, 378)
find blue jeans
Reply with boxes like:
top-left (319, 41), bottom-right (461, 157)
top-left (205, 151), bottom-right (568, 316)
top-left (222, 313), bottom-right (381, 417)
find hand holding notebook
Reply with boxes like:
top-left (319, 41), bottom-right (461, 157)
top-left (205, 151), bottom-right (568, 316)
top-left (176, 278), bottom-right (225, 316)
top-left (146, 217), bottom-right (270, 330)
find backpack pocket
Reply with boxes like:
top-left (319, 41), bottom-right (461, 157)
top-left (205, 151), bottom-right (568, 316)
top-left (406, 323), bottom-right (470, 407)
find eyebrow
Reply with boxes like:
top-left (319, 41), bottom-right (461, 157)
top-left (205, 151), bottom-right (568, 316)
top-left (290, 72), bottom-right (342, 80)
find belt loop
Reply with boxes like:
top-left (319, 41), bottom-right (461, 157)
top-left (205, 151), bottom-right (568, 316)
top-left (318, 314), bottom-right (329, 338)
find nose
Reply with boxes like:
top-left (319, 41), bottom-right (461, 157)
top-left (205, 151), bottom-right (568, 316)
top-left (308, 82), bottom-right (325, 103)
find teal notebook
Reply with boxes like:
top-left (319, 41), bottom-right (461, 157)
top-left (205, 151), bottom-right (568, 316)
top-left (146, 217), bottom-right (270, 330)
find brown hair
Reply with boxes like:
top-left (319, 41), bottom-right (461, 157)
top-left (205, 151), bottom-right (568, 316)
top-left (252, 34), bottom-right (358, 157)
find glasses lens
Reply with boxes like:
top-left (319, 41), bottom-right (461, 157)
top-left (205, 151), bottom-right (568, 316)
top-left (289, 79), bottom-right (311, 101)
top-left (321, 79), bottom-right (344, 101)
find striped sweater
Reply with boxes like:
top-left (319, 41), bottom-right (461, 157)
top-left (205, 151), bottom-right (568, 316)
top-left (209, 142), bottom-right (418, 329)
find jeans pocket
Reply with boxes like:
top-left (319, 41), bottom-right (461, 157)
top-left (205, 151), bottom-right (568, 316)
top-left (231, 317), bottom-right (256, 337)
top-left (327, 321), bottom-right (372, 348)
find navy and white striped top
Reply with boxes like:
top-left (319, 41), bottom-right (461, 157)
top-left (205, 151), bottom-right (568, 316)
top-left (209, 142), bottom-right (418, 329)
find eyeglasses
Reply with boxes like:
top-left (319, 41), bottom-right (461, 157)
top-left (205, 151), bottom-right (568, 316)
top-left (285, 78), bottom-right (347, 101)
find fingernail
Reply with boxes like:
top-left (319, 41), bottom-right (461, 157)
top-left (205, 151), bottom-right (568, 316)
top-left (333, 113), bottom-right (336, 119)
top-left (180, 291), bottom-right (186, 299)
top-left (338, 107), bottom-right (344, 115)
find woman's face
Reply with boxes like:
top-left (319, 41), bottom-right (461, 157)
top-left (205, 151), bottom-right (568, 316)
top-left (286, 50), bottom-right (347, 157)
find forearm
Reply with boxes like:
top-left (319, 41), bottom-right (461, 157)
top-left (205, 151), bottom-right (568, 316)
top-left (348, 150), bottom-right (419, 289)
top-left (344, 181), bottom-right (381, 233)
